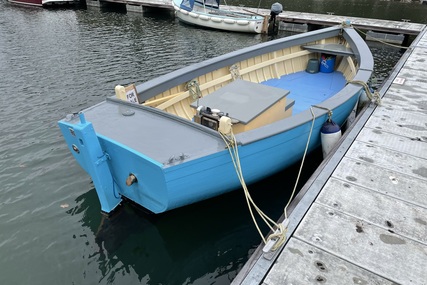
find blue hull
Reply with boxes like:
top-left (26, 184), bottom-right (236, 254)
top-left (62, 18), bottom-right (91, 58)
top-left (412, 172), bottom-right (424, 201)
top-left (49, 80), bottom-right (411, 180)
top-left (58, 93), bottom-right (359, 213)
top-left (58, 25), bottom-right (373, 214)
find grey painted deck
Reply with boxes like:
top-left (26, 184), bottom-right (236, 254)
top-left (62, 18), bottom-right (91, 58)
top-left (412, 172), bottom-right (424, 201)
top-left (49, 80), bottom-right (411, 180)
top-left (232, 23), bottom-right (427, 285)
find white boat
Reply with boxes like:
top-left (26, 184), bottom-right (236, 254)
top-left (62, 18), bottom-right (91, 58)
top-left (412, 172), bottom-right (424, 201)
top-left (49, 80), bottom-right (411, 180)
top-left (58, 24), bottom-right (374, 215)
top-left (172, 0), bottom-right (276, 34)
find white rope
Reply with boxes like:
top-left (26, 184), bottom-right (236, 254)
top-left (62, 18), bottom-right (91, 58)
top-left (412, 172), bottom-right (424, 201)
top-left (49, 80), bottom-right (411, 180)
top-left (283, 106), bottom-right (317, 221)
top-left (353, 26), bottom-right (409, 50)
top-left (348, 80), bottom-right (382, 105)
top-left (219, 105), bottom-right (320, 251)
top-left (219, 130), bottom-right (286, 249)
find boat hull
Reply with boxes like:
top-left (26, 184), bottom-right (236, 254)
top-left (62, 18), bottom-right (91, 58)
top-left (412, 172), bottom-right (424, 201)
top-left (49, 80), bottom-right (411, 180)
top-left (8, 0), bottom-right (43, 6)
top-left (58, 25), bottom-right (374, 214)
top-left (8, 0), bottom-right (77, 6)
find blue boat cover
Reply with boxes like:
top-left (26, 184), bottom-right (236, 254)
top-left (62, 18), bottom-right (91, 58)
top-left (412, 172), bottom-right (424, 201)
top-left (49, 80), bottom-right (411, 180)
top-left (200, 0), bottom-right (219, 8)
top-left (180, 0), bottom-right (194, 11)
top-left (181, 0), bottom-right (220, 11)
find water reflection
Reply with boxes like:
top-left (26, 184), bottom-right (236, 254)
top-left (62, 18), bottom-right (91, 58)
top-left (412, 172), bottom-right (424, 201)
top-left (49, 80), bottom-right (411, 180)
top-left (68, 149), bottom-right (324, 284)
top-left (70, 188), bottom-right (256, 284)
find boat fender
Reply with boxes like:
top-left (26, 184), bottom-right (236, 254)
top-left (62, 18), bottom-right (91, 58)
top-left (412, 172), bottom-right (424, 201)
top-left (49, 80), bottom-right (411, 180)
top-left (180, 9), bottom-right (189, 15)
top-left (218, 116), bottom-right (232, 136)
top-left (237, 20), bottom-right (249, 25)
top-left (320, 119), bottom-right (341, 158)
top-left (196, 105), bottom-right (205, 115)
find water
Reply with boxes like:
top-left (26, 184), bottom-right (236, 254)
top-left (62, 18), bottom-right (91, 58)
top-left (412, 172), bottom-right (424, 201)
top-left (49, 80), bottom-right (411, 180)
top-left (0, 1), bottom-right (413, 284)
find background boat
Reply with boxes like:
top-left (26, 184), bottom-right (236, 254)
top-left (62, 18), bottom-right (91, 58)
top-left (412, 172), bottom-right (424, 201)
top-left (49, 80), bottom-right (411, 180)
top-left (172, 0), bottom-right (270, 33)
top-left (8, 0), bottom-right (77, 7)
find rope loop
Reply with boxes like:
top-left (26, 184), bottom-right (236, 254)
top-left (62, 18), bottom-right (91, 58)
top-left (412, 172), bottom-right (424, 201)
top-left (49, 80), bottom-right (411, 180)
top-left (266, 223), bottom-right (288, 251)
top-left (349, 80), bottom-right (382, 106)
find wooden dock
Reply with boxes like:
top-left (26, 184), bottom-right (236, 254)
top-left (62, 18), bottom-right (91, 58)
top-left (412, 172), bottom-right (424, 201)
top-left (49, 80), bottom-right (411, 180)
top-left (232, 25), bottom-right (427, 285)
top-left (87, 0), bottom-right (425, 35)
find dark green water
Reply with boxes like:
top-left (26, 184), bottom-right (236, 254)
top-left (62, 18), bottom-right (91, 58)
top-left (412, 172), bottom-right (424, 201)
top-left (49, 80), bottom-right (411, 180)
top-left (0, 0), bottom-right (415, 284)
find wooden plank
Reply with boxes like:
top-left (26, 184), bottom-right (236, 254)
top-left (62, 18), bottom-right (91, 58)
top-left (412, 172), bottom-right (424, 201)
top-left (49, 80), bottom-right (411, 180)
top-left (364, 106), bottom-right (427, 136)
top-left (356, 126), bottom-right (427, 157)
top-left (400, 48), bottom-right (427, 72)
top-left (293, 203), bottom-right (427, 285)
top-left (317, 177), bottom-right (427, 244)
top-left (331, 157), bottom-right (427, 208)
top-left (345, 140), bottom-right (427, 180)
top-left (380, 91), bottom-right (427, 116)
top-left (263, 238), bottom-right (397, 285)
top-left (104, 0), bottom-right (425, 35)
top-left (277, 11), bottom-right (425, 35)
top-left (302, 43), bottom-right (354, 56)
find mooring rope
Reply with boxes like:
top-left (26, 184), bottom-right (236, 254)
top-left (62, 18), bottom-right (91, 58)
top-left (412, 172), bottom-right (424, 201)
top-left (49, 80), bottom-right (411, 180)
top-left (219, 129), bottom-right (287, 251)
top-left (341, 21), bottom-right (409, 50)
top-left (283, 106), bottom-right (318, 222)
top-left (348, 80), bottom-right (382, 105)
top-left (353, 26), bottom-right (409, 50)
top-left (218, 106), bottom-right (322, 251)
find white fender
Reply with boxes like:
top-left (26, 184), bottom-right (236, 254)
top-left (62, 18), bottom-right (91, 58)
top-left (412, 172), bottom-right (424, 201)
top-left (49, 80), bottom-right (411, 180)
top-left (236, 20), bottom-right (249, 25)
top-left (320, 119), bottom-right (342, 158)
top-left (211, 17), bottom-right (222, 23)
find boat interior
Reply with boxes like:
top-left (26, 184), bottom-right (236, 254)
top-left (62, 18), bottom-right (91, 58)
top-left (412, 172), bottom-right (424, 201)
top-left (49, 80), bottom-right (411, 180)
top-left (116, 37), bottom-right (358, 135)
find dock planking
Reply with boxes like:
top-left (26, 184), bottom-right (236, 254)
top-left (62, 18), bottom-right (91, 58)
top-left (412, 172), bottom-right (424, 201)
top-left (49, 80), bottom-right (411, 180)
top-left (93, 0), bottom-right (425, 35)
top-left (233, 25), bottom-right (427, 285)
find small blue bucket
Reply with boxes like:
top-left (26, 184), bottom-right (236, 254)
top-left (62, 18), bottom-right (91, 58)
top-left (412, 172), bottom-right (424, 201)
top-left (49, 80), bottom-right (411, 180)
top-left (319, 54), bottom-right (336, 73)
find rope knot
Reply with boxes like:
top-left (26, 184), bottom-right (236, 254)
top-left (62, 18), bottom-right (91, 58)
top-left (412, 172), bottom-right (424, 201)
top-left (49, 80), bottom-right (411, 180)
top-left (348, 80), bottom-right (382, 106)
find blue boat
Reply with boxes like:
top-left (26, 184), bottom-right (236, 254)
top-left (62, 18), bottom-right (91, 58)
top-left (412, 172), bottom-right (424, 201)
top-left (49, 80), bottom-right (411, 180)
top-left (58, 24), bottom-right (374, 215)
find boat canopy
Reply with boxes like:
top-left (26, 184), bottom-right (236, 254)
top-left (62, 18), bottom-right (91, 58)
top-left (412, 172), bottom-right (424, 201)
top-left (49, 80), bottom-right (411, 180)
top-left (180, 0), bottom-right (220, 11)
top-left (180, 0), bottom-right (194, 11)
top-left (197, 0), bottom-right (220, 9)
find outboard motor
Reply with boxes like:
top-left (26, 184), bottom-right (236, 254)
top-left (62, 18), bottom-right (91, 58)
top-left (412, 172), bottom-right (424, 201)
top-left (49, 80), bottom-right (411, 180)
top-left (268, 2), bottom-right (283, 36)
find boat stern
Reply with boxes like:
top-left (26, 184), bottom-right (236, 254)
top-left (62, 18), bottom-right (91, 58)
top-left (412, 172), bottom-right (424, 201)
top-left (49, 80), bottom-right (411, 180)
top-left (58, 113), bottom-right (122, 214)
